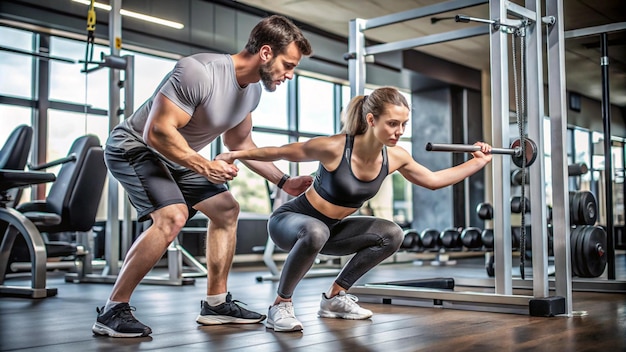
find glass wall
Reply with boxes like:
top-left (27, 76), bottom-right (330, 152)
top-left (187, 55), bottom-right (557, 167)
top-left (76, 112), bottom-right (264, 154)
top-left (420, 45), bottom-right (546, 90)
top-left (0, 23), bottom-right (417, 223)
top-left (0, 27), bottom-right (34, 99)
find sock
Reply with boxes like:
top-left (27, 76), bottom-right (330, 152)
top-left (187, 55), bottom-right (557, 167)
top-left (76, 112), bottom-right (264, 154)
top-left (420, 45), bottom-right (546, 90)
top-left (206, 293), bottom-right (227, 306)
top-left (104, 299), bottom-right (124, 313)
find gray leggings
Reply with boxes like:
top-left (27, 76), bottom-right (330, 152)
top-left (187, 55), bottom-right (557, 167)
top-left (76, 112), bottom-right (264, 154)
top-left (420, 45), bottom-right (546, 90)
top-left (268, 195), bottom-right (404, 299)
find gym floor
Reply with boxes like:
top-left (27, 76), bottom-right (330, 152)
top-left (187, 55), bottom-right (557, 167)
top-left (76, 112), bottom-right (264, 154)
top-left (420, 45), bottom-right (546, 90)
top-left (1, 253), bottom-right (624, 351)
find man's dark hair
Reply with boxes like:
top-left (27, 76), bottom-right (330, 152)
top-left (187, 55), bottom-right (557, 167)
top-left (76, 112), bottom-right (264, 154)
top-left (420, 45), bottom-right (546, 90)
top-left (244, 15), bottom-right (312, 57)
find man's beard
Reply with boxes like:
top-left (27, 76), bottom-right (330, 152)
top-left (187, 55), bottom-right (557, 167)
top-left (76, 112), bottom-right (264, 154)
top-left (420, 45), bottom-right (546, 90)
top-left (259, 61), bottom-right (277, 92)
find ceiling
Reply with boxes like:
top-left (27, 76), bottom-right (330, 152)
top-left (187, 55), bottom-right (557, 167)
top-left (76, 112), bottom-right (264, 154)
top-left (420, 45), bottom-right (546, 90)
top-left (235, 0), bottom-right (626, 108)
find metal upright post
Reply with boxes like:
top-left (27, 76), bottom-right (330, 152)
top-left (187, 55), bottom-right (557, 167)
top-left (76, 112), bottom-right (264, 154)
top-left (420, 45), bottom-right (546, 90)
top-left (524, 0), bottom-right (549, 299)
top-left (104, 0), bottom-right (122, 276)
top-left (348, 18), bottom-right (366, 97)
top-left (121, 55), bottom-right (134, 257)
top-left (489, 0), bottom-right (513, 295)
top-left (546, 0), bottom-right (573, 315)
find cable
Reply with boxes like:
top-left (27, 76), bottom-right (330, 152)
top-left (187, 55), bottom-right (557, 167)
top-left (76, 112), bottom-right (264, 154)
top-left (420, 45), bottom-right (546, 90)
top-left (512, 23), bottom-right (528, 280)
top-left (83, 0), bottom-right (96, 73)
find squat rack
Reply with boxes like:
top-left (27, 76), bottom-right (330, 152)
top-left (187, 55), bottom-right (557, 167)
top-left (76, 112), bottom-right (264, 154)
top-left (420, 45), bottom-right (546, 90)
top-left (345, 0), bottom-right (610, 316)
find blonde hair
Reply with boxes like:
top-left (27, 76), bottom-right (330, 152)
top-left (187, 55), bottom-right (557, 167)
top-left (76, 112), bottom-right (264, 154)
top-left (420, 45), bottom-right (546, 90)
top-left (340, 86), bottom-right (409, 135)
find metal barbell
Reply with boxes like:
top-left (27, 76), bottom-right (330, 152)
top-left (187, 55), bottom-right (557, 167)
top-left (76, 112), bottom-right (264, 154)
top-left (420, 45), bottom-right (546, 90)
top-left (425, 138), bottom-right (538, 168)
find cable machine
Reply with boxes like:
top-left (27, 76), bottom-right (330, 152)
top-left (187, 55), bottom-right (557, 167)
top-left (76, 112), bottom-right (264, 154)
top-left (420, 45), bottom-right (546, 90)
top-left (346, 0), bottom-right (624, 317)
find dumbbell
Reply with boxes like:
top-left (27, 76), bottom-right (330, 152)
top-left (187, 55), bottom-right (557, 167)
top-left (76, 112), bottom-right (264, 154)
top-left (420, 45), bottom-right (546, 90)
top-left (481, 229), bottom-right (494, 250)
top-left (476, 202), bottom-right (493, 220)
top-left (420, 228), bottom-right (440, 251)
top-left (439, 228), bottom-right (462, 250)
top-left (510, 196), bottom-right (530, 214)
top-left (401, 229), bottom-right (422, 252)
top-left (511, 163), bottom-right (589, 186)
top-left (461, 227), bottom-right (483, 250)
top-left (481, 227), bottom-right (529, 251)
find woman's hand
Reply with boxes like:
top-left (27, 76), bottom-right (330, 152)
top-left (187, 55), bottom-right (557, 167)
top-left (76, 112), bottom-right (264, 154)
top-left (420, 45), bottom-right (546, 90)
top-left (215, 152), bottom-right (236, 164)
top-left (471, 142), bottom-right (493, 163)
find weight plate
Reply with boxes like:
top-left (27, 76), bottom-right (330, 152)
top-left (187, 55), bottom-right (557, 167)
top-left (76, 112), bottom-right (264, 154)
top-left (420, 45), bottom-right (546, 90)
top-left (576, 225), bottom-right (591, 277)
top-left (582, 226), bottom-right (607, 277)
top-left (510, 138), bottom-right (538, 168)
top-left (569, 191), bottom-right (580, 225)
top-left (570, 226), bottom-right (582, 277)
top-left (578, 191), bottom-right (598, 225)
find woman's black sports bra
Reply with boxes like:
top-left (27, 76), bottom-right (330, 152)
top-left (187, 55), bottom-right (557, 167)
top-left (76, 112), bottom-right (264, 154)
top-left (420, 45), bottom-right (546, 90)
top-left (313, 134), bottom-right (389, 208)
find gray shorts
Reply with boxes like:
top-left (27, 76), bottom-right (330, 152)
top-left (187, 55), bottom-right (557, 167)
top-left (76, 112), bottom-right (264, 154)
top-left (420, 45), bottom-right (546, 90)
top-left (104, 127), bottom-right (227, 222)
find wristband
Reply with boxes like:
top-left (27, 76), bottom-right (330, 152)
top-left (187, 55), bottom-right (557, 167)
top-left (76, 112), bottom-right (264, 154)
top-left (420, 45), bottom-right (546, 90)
top-left (277, 174), bottom-right (290, 189)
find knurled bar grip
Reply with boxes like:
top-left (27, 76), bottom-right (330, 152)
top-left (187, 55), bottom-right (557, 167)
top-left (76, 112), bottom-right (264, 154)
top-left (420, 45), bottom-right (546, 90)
top-left (425, 143), bottom-right (521, 157)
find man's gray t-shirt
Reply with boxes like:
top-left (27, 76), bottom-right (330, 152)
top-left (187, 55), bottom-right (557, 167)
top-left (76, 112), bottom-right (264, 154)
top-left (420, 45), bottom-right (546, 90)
top-left (114, 53), bottom-right (262, 153)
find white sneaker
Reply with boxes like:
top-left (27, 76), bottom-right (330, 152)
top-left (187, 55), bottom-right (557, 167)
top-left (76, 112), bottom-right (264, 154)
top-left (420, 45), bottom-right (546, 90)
top-left (266, 301), bottom-right (303, 332)
top-left (318, 291), bottom-right (373, 320)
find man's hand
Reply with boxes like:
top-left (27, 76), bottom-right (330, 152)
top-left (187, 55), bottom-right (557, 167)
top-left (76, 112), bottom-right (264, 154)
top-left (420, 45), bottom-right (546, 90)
top-left (281, 175), bottom-right (313, 196)
top-left (204, 160), bottom-right (239, 184)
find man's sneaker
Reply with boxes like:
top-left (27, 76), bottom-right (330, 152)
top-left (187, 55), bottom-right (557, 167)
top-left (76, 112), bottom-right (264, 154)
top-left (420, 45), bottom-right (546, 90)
top-left (196, 292), bottom-right (266, 325)
top-left (266, 301), bottom-right (303, 332)
top-left (318, 291), bottom-right (373, 320)
top-left (92, 303), bottom-right (152, 338)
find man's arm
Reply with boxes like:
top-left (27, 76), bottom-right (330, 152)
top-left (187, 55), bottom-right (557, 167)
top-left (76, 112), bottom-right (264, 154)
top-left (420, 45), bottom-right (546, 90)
top-left (144, 93), bottom-right (238, 184)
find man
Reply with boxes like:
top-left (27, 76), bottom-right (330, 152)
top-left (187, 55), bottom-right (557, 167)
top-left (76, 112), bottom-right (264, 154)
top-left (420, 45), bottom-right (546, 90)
top-left (92, 15), bottom-right (313, 338)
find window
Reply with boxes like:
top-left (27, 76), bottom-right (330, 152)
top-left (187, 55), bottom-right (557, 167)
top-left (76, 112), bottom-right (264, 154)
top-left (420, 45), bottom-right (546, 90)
top-left (119, 50), bottom-right (177, 110)
top-left (298, 76), bottom-right (334, 135)
top-left (49, 37), bottom-right (109, 110)
top-left (47, 109), bottom-right (109, 163)
top-left (0, 105), bottom-right (31, 144)
top-left (252, 81), bottom-right (289, 130)
top-left (0, 26), bottom-right (34, 98)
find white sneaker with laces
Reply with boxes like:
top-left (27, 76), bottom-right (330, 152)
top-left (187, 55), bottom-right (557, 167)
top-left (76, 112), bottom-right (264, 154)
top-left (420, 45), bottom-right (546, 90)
top-left (266, 301), bottom-right (303, 332)
top-left (318, 291), bottom-right (373, 320)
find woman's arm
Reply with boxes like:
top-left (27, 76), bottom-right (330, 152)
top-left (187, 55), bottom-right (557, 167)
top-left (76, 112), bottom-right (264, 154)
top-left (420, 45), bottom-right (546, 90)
top-left (217, 135), bottom-right (340, 164)
top-left (390, 142), bottom-right (492, 190)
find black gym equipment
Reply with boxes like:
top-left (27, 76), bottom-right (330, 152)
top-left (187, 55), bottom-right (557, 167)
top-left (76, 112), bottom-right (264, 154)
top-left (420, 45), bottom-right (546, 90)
top-left (419, 228), bottom-right (440, 251)
top-left (476, 202), bottom-right (493, 220)
top-left (510, 196), bottom-right (531, 214)
top-left (401, 229), bottom-right (423, 252)
top-left (481, 229), bottom-right (494, 250)
top-left (439, 228), bottom-right (463, 250)
top-left (426, 137), bottom-right (538, 168)
top-left (511, 162), bottom-right (588, 186)
top-left (569, 191), bottom-right (598, 226)
top-left (570, 225), bottom-right (607, 278)
top-left (460, 227), bottom-right (483, 250)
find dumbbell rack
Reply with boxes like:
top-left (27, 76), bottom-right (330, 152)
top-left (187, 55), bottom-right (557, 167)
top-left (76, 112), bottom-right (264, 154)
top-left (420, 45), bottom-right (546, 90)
top-left (346, 0), bottom-right (625, 317)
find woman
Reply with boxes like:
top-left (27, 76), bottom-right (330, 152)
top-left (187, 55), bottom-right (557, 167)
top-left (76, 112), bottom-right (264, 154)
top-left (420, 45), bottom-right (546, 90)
top-left (217, 86), bottom-right (492, 332)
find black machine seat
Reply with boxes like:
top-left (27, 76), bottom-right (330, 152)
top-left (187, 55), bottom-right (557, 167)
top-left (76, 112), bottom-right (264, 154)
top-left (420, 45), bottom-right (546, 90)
top-left (16, 135), bottom-right (106, 234)
top-left (0, 125), bottom-right (34, 208)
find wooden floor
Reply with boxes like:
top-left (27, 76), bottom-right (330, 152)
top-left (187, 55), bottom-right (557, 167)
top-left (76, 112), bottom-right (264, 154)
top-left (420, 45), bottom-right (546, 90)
top-left (1, 254), bottom-right (625, 352)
